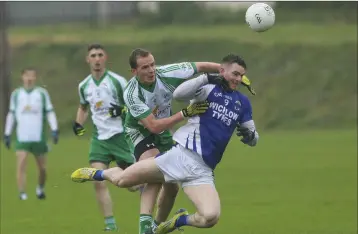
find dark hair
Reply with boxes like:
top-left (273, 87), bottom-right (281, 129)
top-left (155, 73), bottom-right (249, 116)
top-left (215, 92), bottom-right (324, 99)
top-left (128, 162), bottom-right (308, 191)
top-left (21, 67), bottom-right (37, 74)
top-left (87, 43), bottom-right (104, 52)
top-left (129, 48), bottom-right (151, 69)
top-left (221, 54), bottom-right (247, 69)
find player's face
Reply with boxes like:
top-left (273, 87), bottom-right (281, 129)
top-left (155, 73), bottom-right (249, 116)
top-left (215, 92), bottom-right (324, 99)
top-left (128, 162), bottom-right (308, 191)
top-left (132, 54), bottom-right (156, 84)
top-left (220, 63), bottom-right (246, 90)
top-left (22, 70), bottom-right (37, 87)
top-left (87, 49), bottom-right (107, 73)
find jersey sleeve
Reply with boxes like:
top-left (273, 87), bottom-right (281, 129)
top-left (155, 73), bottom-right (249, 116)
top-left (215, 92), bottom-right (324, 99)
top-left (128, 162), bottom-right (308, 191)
top-left (192, 84), bottom-right (215, 102)
top-left (157, 62), bottom-right (198, 88)
top-left (108, 71), bottom-right (128, 106)
top-left (42, 89), bottom-right (54, 112)
top-left (9, 90), bottom-right (17, 113)
top-left (124, 82), bottom-right (152, 120)
top-left (239, 96), bottom-right (253, 124)
top-left (118, 78), bottom-right (128, 105)
top-left (78, 84), bottom-right (88, 106)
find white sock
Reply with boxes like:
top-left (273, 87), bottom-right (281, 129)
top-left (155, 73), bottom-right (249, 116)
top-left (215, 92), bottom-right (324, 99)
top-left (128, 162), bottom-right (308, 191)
top-left (36, 186), bottom-right (44, 195)
top-left (20, 193), bottom-right (28, 200)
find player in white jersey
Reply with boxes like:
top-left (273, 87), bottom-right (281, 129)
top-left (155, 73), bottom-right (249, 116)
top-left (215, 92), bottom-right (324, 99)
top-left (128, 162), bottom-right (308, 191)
top-left (3, 68), bottom-right (59, 200)
top-left (72, 44), bottom-right (135, 231)
top-left (71, 53), bottom-right (259, 233)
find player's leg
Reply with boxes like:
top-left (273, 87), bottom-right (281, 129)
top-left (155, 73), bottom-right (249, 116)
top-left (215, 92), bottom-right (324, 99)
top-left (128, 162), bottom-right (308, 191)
top-left (95, 148), bottom-right (164, 234)
top-left (153, 183), bottom-right (179, 225)
top-left (70, 135), bottom-right (176, 234)
top-left (137, 148), bottom-right (164, 234)
top-left (110, 132), bottom-right (140, 193)
top-left (16, 150), bottom-right (29, 200)
top-left (109, 133), bottom-right (166, 234)
top-left (156, 146), bottom-right (220, 233)
top-left (115, 133), bottom-right (164, 234)
top-left (151, 133), bottom-right (180, 229)
top-left (182, 184), bottom-right (221, 228)
top-left (34, 154), bottom-right (47, 199)
top-left (138, 131), bottom-right (180, 234)
top-left (15, 141), bottom-right (30, 200)
top-left (90, 161), bottom-right (118, 231)
top-left (110, 155), bottom-right (165, 187)
top-left (156, 184), bottom-right (220, 233)
top-left (33, 142), bottom-right (49, 199)
top-left (89, 137), bottom-right (118, 231)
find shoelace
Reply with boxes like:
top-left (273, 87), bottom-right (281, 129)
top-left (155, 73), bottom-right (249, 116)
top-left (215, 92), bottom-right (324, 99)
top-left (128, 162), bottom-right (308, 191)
top-left (83, 168), bottom-right (94, 176)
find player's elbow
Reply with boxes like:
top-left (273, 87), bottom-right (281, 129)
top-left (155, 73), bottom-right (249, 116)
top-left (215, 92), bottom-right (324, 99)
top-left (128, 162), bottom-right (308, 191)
top-left (141, 115), bottom-right (164, 134)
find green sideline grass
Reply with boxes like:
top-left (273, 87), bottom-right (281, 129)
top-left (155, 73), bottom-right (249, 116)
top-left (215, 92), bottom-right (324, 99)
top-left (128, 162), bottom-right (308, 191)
top-left (8, 23), bottom-right (357, 46)
top-left (1, 130), bottom-right (356, 234)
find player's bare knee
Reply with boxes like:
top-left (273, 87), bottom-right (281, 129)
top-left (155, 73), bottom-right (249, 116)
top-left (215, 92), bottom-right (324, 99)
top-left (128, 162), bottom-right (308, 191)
top-left (202, 210), bottom-right (220, 227)
top-left (162, 183), bottom-right (179, 198)
top-left (116, 177), bottom-right (131, 188)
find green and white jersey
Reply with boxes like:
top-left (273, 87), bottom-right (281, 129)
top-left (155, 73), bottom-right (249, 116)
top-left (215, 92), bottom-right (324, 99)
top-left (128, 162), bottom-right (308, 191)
top-left (10, 87), bottom-right (54, 142)
top-left (124, 62), bottom-right (198, 146)
top-left (78, 70), bottom-right (127, 140)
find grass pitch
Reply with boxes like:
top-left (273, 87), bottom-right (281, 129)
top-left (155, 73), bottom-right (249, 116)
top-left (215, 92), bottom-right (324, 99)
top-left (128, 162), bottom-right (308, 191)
top-left (0, 130), bottom-right (356, 234)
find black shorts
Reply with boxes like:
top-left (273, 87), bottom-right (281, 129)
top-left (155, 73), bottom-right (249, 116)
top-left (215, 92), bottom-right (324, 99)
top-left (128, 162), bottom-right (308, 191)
top-left (116, 161), bottom-right (133, 170)
top-left (134, 134), bottom-right (157, 161)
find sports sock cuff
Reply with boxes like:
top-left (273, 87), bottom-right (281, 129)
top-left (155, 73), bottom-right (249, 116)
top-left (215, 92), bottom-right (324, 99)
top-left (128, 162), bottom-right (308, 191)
top-left (175, 215), bottom-right (189, 228)
top-left (105, 216), bottom-right (116, 224)
top-left (93, 170), bottom-right (104, 181)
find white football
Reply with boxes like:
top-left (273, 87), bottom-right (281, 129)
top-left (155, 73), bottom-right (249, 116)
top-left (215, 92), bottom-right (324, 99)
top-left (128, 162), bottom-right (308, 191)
top-left (245, 3), bottom-right (275, 32)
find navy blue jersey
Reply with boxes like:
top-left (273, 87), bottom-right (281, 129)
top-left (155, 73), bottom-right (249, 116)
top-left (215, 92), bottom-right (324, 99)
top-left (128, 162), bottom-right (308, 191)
top-left (173, 84), bottom-right (253, 169)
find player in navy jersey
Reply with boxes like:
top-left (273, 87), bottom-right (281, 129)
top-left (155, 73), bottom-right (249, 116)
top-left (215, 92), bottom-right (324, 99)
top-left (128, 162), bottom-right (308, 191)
top-left (70, 54), bottom-right (259, 233)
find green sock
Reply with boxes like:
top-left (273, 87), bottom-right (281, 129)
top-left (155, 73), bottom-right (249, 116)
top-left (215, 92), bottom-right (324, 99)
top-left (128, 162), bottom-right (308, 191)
top-left (139, 214), bottom-right (152, 234)
top-left (105, 216), bottom-right (117, 230)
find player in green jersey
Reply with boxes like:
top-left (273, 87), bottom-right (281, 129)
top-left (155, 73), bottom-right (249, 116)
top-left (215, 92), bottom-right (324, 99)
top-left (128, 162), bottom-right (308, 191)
top-left (72, 44), bottom-right (135, 231)
top-left (109, 48), bottom-right (221, 234)
top-left (4, 68), bottom-right (59, 200)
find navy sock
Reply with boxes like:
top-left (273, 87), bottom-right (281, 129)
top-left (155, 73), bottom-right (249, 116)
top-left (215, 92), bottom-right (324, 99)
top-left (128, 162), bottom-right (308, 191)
top-left (93, 170), bottom-right (104, 181)
top-left (175, 215), bottom-right (189, 228)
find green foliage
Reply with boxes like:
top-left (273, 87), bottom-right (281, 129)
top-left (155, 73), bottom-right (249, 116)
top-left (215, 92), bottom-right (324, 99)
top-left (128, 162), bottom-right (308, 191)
top-left (9, 39), bottom-right (357, 133)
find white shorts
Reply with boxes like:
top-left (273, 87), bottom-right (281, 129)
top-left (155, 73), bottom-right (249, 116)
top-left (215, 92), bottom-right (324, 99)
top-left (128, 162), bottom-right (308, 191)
top-left (154, 144), bottom-right (214, 188)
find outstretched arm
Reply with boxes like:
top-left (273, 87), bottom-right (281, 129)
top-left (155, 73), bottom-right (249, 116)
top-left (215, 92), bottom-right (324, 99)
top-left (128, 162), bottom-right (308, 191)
top-left (173, 74), bottom-right (209, 102)
top-left (195, 62), bottom-right (221, 73)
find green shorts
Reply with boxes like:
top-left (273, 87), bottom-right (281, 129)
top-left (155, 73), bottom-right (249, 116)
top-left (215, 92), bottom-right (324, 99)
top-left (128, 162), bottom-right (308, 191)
top-left (15, 141), bottom-right (48, 156)
top-left (130, 130), bottom-right (174, 161)
top-left (89, 133), bottom-right (135, 167)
